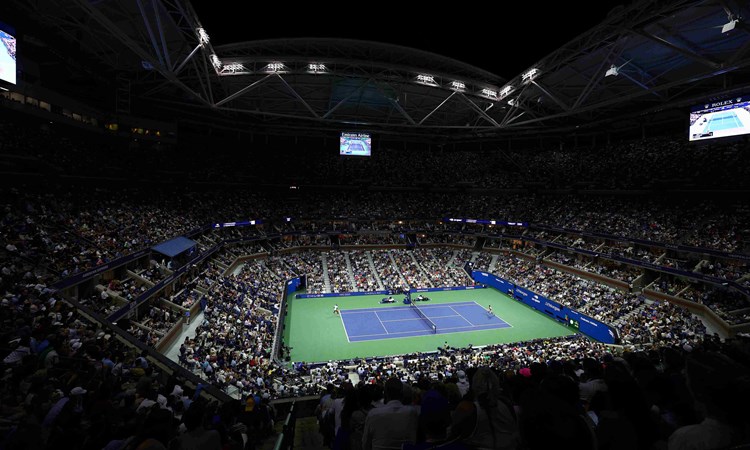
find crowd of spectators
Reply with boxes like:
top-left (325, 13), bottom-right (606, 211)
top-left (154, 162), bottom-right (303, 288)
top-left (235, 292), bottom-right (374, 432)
top-left (314, 332), bottom-right (750, 450)
top-left (325, 251), bottom-right (354, 293)
top-left (370, 250), bottom-right (408, 291)
top-left (348, 250), bottom-right (381, 292)
top-left (546, 251), bottom-right (641, 283)
top-left (419, 234), bottom-right (476, 246)
top-left (5, 86), bottom-right (750, 449)
top-left (391, 251), bottom-right (433, 289)
top-left (0, 251), bottom-right (268, 450)
top-left (339, 234), bottom-right (401, 246)
top-left (3, 185), bottom-right (748, 294)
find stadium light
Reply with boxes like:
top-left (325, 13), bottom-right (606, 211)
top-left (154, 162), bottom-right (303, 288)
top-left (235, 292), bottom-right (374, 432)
top-left (197, 27), bottom-right (210, 46)
top-left (481, 88), bottom-right (498, 99)
top-left (266, 62), bottom-right (285, 72)
top-left (450, 80), bottom-right (466, 91)
top-left (722, 19), bottom-right (739, 33)
top-left (605, 60), bottom-right (629, 77)
top-left (221, 62), bottom-right (246, 74)
top-left (522, 68), bottom-right (539, 82)
top-left (416, 74), bottom-right (437, 86)
top-left (210, 54), bottom-right (222, 70)
top-left (499, 85), bottom-right (513, 98)
top-left (308, 63), bottom-right (326, 73)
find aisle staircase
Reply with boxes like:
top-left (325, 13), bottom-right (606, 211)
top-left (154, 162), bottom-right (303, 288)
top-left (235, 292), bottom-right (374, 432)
top-left (343, 252), bottom-right (357, 290)
top-left (320, 253), bottom-right (332, 292)
top-left (366, 251), bottom-right (386, 290)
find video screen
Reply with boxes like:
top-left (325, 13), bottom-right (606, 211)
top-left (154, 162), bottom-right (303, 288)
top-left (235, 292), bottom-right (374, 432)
top-left (689, 96), bottom-right (750, 141)
top-left (339, 132), bottom-right (371, 156)
top-left (0, 22), bottom-right (16, 85)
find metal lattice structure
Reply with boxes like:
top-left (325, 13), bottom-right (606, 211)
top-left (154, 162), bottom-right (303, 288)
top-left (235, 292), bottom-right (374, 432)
top-left (8, 0), bottom-right (750, 140)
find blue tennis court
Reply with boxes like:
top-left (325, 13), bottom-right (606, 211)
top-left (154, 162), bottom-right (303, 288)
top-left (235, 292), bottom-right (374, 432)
top-left (706, 112), bottom-right (743, 131)
top-left (346, 142), bottom-right (365, 153)
top-left (339, 301), bottom-right (511, 342)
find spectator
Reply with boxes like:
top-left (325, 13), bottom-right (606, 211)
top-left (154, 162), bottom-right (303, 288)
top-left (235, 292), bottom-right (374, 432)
top-left (362, 378), bottom-right (419, 450)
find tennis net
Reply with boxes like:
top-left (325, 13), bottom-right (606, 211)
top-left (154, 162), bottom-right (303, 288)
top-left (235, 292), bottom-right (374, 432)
top-left (410, 301), bottom-right (437, 334)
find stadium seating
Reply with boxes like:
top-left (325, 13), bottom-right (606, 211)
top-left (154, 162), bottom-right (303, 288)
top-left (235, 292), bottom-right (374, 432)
top-left (2, 113), bottom-right (750, 450)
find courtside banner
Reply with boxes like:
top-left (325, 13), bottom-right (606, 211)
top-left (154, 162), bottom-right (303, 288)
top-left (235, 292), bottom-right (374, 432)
top-left (472, 271), bottom-right (514, 294)
top-left (472, 271), bottom-right (618, 344)
top-left (513, 286), bottom-right (564, 317)
top-left (565, 308), bottom-right (618, 344)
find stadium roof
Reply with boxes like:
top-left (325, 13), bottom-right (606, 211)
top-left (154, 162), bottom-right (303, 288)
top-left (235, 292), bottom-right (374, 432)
top-left (6, 0), bottom-right (750, 141)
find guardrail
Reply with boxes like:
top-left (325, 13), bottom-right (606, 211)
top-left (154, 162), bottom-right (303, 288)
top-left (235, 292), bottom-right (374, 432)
top-left (272, 402), bottom-right (296, 450)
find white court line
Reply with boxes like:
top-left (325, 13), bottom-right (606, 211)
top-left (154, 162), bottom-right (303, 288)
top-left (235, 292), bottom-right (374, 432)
top-left (339, 310), bottom-right (352, 343)
top-left (348, 319), bottom-right (514, 340)
top-left (344, 300), bottom-right (515, 340)
top-left (379, 317), bottom-right (424, 323)
top-left (341, 309), bottom-right (403, 315)
top-left (467, 301), bottom-right (514, 328)
top-left (438, 323), bottom-right (512, 331)
top-left (447, 305), bottom-right (474, 326)
top-left (380, 314), bottom-right (462, 323)
top-left (372, 311), bottom-right (391, 335)
top-left (348, 328), bottom-right (437, 339)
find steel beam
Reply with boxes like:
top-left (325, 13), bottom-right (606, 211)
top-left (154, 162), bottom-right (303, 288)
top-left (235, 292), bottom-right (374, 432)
top-left (635, 29), bottom-right (721, 69)
top-left (275, 74), bottom-right (320, 118)
top-left (418, 91), bottom-right (458, 125)
top-left (214, 74), bottom-right (274, 107)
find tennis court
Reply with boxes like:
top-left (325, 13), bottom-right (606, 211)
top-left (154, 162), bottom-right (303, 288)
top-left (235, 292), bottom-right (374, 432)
top-left (345, 142), bottom-right (365, 153)
top-left (283, 288), bottom-right (575, 362)
top-left (706, 111), bottom-right (743, 132)
top-left (340, 301), bottom-right (511, 342)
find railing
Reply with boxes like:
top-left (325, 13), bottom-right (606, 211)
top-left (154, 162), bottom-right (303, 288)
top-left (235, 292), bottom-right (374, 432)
top-left (272, 402), bottom-right (296, 450)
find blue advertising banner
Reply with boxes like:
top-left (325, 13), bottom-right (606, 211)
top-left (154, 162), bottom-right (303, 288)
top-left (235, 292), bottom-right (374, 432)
top-left (286, 277), bottom-right (302, 293)
top-left (472, 271), bottom-right (618, 344)
top-left (512, 285), bottom-right (565, 319)
top-left (565, 308), bottom-right (618, 343)
top-left (472, 271), bottom-right (514, 294)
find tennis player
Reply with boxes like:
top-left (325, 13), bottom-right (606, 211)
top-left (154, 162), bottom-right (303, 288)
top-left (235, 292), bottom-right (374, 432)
top-left (487, 305), bottom-right (494, 316)
top-left (333, 304), bottom-right (340, 315)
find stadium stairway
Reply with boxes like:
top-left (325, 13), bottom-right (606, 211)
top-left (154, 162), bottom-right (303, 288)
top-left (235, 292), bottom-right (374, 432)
top-left (447, 250), bottom-right (459, 268)
top-left (489, 254), bottom-right (500, 273)
top-left (260, 260), bottom-right (281, 281)
top-left (321, 253), bottom-right (332, 292)
top-left (344, 252), bottom-right (357, 291)
top-left (612, 301), bottom-right (648, 330)
top-left (387, 250), bottom-right (409, 287)
top-left (366, 251), bottom-right (386, 290)
top-left (408, 252), bottom-right (433, 286)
